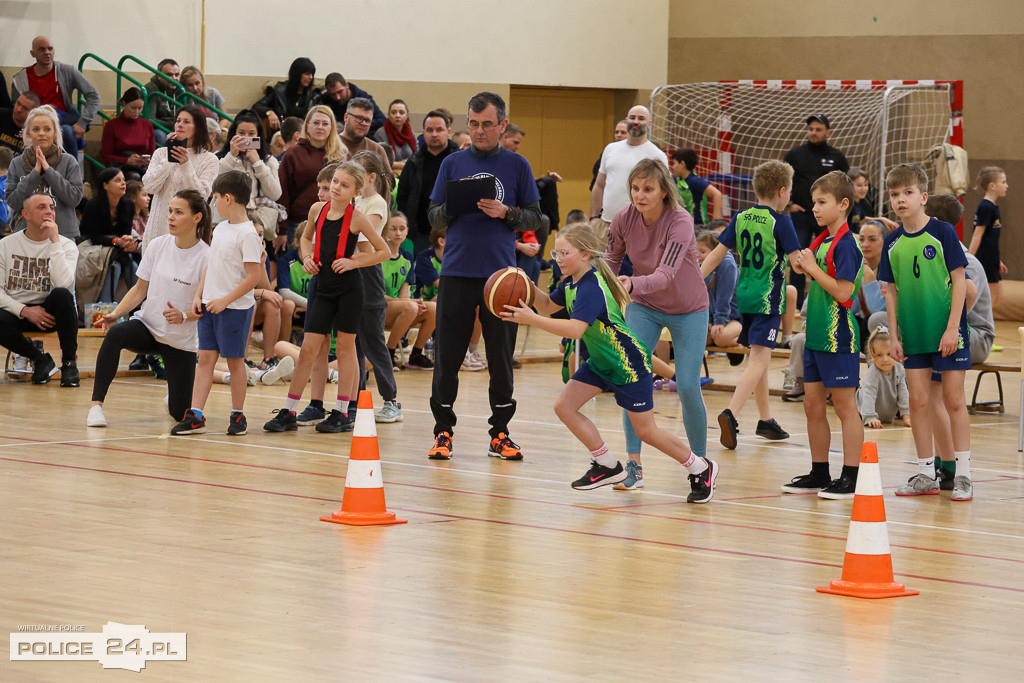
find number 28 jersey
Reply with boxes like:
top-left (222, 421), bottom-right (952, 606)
top-left (719, 205), bottom-right (800, 315)
top-left (877, 217), bottom-right (968, 355)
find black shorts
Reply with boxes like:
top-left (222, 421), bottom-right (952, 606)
top-left (982, 260), bottom-right (1002, 284)
top-left (304, 277), bottom-right (363, 336)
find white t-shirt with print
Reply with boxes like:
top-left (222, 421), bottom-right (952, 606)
top-left (598, 140), bottom-right (668, 221)
top-left (203, 220), bottom-right (264, 309)
top-left (133, 234), bottom-right (210, 351)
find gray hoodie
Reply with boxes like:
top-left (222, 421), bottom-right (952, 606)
top-left (6, 150), bottom-right (84, 238)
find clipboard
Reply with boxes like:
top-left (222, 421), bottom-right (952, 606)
top-left (445, 177), bottom-right (497, 217)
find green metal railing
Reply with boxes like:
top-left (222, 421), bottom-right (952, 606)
top-left (74, 53), bottom-right (234, 171)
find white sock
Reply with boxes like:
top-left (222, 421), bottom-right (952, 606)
top-left (284, 394), bottom-right (300, 413)
top-left (954, 450), bottom-right (971, 479)
top-left (336, 397), bottom-right (350, 414)
top-left (222, 372), bottom-right (231, 384)
top-left (590, 443), bottom-right (617, 468)
top-left (917, 458), bottom-right (935, 477)
top-left (683, 451), bottom-right (708, 476)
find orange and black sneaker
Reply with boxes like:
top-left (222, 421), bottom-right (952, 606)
top-left (428, 431), bottom-right (454, 460)
top-left (488, 432), bottom-right (523, 461)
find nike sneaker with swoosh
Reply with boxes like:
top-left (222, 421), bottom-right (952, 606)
top-left (571, 461), bottom-right (627, 490)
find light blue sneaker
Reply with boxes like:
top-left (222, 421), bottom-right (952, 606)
top-left (375, 400), bottom-right (403, 423)
top-left (295, 403), bottom-right (326, 426)
top-left (613, 460), bottom-right (644, 490)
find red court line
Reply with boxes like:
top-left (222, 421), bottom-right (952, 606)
top-left (4, 452), bottom-right (1021, 594)
top-left (5, 436), bottom-right (1024, 568)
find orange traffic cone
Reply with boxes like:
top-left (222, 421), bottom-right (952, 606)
top-left (816, 442), bottom-right (918, 599)
top-left (320, 391), bottom-right (407, 527)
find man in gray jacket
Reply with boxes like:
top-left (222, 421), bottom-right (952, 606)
top-left (10, 36), bottom-right (100, 156)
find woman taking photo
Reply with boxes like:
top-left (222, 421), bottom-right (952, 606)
top-left (87, 189), bottom-right (212, 428)
top-left (100, 87), bottom-right (155, 180)
top-left (216, 109), bottom-right (283, 242)
top-left (5, 104), bottom-right (84, 238)
top-left (277, 104), bottom-right (346, 248)
top-left (79, 167), bottom-right (138, 302)
top-left (141, 104), bottom-right (219, 251)
top-left (604, 158), bottom-right (711, 491)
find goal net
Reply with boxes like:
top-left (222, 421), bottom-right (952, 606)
top-left (650, 80), bottom-right (956, 216)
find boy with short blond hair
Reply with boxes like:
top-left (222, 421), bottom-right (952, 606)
top-left (701, 160), bottom-right (802, 449)
top-left (781, 170), bottom-right (864, 498)
top-left (878, 164), bottom-right (973, 501)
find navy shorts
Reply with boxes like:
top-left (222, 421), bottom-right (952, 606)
top-left (803, 349), bottom-right (860, 388)
top-left (197, 305), bottom-right (255, 358)
top-left (739, 313), bottom-right (780, 348)
top-left (904, 348), bottom-right (971, 372)
top-left (572, 363), bottom-right (654, 412)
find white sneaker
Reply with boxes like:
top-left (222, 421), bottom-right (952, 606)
top-left (950, 476), bottom-right (974, 501)
top-left (470, 351), bottom-right (487, 368)
top-left (781, 368), bottom-right (795, 391)
top-left (375, 400), bottom-right (403, 423)
top-left (462, 351), bottom-right (486, 372)
top-left (328, 368), bottom-right (339, 383)
top-left (9, 353), bottom-right (31, 375)
top-left (87, 404), bottom-right (107, 427)
top-left (259, 356), bottom-right (295, 385)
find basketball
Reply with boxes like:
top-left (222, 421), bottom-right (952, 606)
top-left (483, 267), bottom-right (534, 317)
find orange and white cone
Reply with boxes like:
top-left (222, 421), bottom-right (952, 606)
top-left (320, 391), bottom-right (407, 527)
top-left (816, 442), bottom-right (918, 599)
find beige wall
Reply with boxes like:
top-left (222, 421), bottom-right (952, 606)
top-left (668, 0), bottom-right (1024, 280)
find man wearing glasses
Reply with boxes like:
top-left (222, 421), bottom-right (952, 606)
top-left (341, 98), bottom-right (391, 174)
top-left (425, 92), bottom-right (543, 462)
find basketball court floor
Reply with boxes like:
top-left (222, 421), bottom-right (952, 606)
top-left (2, 322), bottom-right (1022, 679)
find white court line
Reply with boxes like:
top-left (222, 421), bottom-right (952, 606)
top-left (0, 435), bottom-right (158, 449)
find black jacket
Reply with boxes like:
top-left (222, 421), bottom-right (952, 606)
top-left (252, 81), bottom-right (320, 122)
top-left (396, 139), bottom-right (459, 238)
top-left (314, 82), bottom-right (386, 135)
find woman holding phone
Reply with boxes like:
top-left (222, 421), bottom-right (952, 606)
top-left (141, 105), bottom-right (219, 252)
top-left (216, 109), bottom-right (283, 243)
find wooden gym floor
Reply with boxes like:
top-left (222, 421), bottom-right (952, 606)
top-left (2, 321), bottom-right (1022, 680)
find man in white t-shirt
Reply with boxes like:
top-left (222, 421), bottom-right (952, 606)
top-left (0, 191), bottom-right (79, 385)
top-left (589, 105), bottom-right (668, 245)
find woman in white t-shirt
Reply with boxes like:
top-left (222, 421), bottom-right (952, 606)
top-left (87, 190), bottom-right (212, 427)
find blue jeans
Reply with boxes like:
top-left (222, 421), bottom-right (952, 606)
top-left (622, 303), bottom-right (709, 458)
top-left (100, 257), bottom-right (138, 302)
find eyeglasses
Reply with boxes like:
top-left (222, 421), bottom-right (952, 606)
top-left (347, 113), bottom-right (372, 125)
top-left (550, 249), bottom-right (579, 261)
top-left (467, 120), bottom-right (499, 131)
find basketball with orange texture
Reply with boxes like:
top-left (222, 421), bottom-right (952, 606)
top-left (483, 267), bottom-right (534, 317)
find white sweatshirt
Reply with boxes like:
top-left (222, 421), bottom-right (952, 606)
top-left (0, 229), bottom-right (78, 317)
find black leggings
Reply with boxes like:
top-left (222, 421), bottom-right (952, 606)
top-left (0, 287), bottom-right (78, 363)
top-left (92, 319), bottom-right (196, 420)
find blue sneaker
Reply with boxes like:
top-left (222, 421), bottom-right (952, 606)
top-left (700, 376), bottom-right (714, 388)
top-left (295, 404), bottom-right (326, 426)
top-left (613, 460), bottom-right (645, 490)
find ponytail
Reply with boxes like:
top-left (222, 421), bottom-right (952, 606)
top-left (174, 189), bottom-right (212, 244)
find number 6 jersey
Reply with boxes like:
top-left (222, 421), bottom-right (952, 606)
top-left (719, 205), bottom-right (800, 315)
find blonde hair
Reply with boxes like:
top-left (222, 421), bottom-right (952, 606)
top-left (180, 66), bottom-right (207, 96)
top-left (333, 161), bottom-right (366, 197)
top-left (810, 170), bottom-right (855, 217)
top-left (557, 222), bottom-right (631, 312)
top-left (752, 160), bottom-right (794, 199)
top-left (293, 220), bottom-right (308, 244)
top-left (974, 166), bottom-right (1005, 192)
top-left (23, 105), bottom-right (63, 150)
top-left (627, 158), bottom-right (679, 212)
top-left (885, 163), bottom-right (928, 192)
top-left (302, 105), bottom-right (346, 164)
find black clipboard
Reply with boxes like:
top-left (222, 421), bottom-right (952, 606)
top-left (445, 177), bottom-right (497, 217)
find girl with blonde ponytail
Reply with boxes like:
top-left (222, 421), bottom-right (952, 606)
top-left (502, 222), bottom-right (719, 501)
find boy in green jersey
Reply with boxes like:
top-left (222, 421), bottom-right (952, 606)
top-left (701, 160), bottom-right (802, 449)
top-left (877, 164), bottom-right (973, 501)
top-left (781, 171), bottom-right (864, 499)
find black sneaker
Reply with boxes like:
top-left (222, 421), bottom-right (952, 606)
top-left (59, 361), bottom-right (80, 387)
top-left (571, 461), bottom-right (627, 490)
top-left (171, 409), bottom-right (207, 435)
top-left (818, 473), bottom-right (857, 499)
top-left (147, 354), bottom-right (167, 380)
top-left (687, 458), bottom-right (719, 503)
top-left (31, 353), bottom-right (58, 384)
top-left (316, 409), bottom-right (353, 433)
top-left (935, 464), bottom-right (955, 491)
top-left (781, 471), bottom-right (831, 494)
top-left (406, 349), bottom-right (434, 370)
top-left (756, 418), bottom-right (789, 440)
top-left (227, 411), bottom-right (247, 436)
top-left (727, 352), bottom-right (745, 366)
top-left (128, 353), bottom-right (149, 371)
top-left (718, 409), bottom-right (739, 449)
top-left (264, 409), bottom-right (298, 432)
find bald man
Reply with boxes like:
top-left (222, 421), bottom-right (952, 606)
top-left (11, 35), bottom-right (100, 156)
top-left (589, 105), bottom-right (668, 245)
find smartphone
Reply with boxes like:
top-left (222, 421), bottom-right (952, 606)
top-left (238, 136), bottom-right (261, 151)
top-left (166, 138), bottom-right (187, 162)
